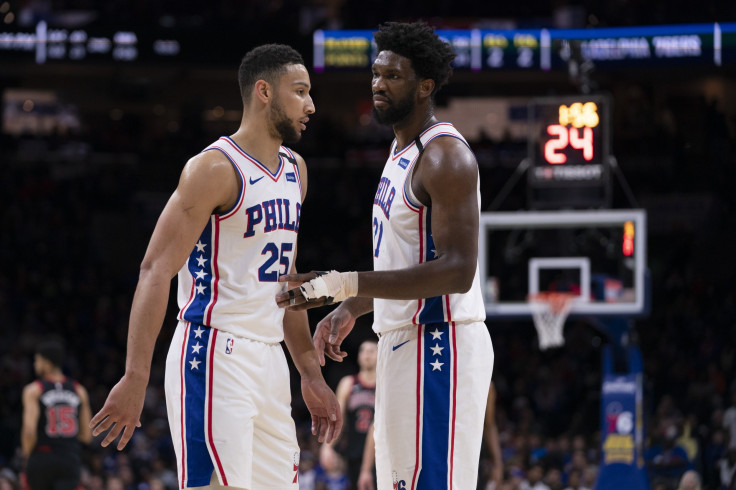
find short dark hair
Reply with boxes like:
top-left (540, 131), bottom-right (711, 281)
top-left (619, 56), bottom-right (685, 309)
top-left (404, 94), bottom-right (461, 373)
top-left (373, 21), bottom-right (456, 96)
top-left (36, 339), bottom-right (65, 368)
top-left (238, 44), bottom-right (305, 102)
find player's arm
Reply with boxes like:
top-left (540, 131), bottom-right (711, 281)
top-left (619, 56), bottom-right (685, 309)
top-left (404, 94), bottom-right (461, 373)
top-left (310, 296), bottom-right (375, 365)
top-left (335, 375), bottom-right (352, 420)
top-left (282, 153), bottom-right (342, 443)
top-left (75, 383), bottom-right (92, 444)
top-left (358, 137), bottom-right (480, 298)
top-left (90, 150), bottom-right (239, 450)
top-left (283, 303), bottom-right (342, 444)
top-left (484, 383), bottom-right (503, 487)
top-left (357, 422), bottom-right (376, 490)
top-left (21, 382), bottom-right (41, 460)
top-left (278, 137), bottom-right (479, 305)
top-left (323, 375), bottom-right (353, 447)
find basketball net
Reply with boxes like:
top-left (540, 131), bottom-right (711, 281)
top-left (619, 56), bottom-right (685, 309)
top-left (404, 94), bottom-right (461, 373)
top-left (528, 292), bottom-right (576, 350)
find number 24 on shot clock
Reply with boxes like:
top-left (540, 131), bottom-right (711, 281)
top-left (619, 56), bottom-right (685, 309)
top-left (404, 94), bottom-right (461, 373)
top-left (545, 101), bottom-right (600, 164)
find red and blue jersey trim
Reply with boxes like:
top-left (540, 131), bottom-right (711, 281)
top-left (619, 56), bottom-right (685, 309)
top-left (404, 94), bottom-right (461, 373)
top-left (391, 123), bottom-right (456, 160)
top-left (202, 146), bottom-right (246, 220)
top-left (280, 145), bottom-right (303, 195)
top-left (221, 137), bottom-right (285, 182)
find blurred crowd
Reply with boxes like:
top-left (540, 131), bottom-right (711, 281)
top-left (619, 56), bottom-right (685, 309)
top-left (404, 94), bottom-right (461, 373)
top-left (2, 1), bottom-right (736, 488)
top-left (0, 80), bottom-right (735, 489)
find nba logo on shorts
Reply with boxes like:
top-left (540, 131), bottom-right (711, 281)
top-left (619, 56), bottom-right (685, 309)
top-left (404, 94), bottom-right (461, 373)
top-left (392, 471), bottom-right (406, 490)
top-left (225, 338), bottom-right (234, 354)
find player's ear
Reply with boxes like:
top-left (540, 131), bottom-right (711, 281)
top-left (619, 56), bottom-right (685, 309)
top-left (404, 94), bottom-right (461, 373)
top-left (254, 79), bottom-right (272, 104)
top-left (418, 78), bottom-right (434, 99)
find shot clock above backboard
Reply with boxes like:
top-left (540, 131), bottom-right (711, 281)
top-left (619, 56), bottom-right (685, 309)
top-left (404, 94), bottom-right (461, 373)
top-left (527, 95), bottom-right (612, 208)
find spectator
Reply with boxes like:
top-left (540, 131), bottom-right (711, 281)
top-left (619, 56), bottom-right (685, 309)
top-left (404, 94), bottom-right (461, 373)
top-left (724, 390), bottom-right (736, 450)
top-left (522, 464), bottom-right (551, 490)
top-left (562, 469), bottom-right (590, 490)
top-left (677, 470), bottom-right (702, 490)
top-left (720, 449), bottom-right (736, 489)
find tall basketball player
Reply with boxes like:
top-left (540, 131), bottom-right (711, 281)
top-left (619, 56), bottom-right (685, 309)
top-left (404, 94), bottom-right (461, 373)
top-left (89, 44), bottom-right (341, 489)
top-left (21, 339), bottom-right (92, 490)
top-left (277, 22), bottom-right (494, 490)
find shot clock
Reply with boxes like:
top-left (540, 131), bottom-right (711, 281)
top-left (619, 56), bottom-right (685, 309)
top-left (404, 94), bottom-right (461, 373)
top-left (527, 95), bottom-right (612, 209)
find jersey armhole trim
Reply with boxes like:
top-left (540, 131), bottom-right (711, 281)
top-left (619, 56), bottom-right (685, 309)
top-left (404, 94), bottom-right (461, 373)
top-left (402, 158), bottom-right (423, 212)
top-left (203, 147), bottom-right (246, 220)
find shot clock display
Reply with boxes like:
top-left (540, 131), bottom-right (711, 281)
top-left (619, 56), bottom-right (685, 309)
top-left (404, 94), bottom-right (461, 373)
top-left (527, 95), bottom-right (612, 208)
top-left (529, 95), bottom-right (610, 184)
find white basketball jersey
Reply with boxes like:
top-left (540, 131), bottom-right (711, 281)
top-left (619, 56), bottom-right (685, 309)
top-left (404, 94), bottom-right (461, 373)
top-left (372, 122), bottom-right (486, 333)
top-left (177, 137), bottom-right (302, 343)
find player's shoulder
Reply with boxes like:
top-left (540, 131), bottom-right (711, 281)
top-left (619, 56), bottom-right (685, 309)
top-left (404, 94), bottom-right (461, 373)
top-left (422, 133), bottom-right (477, 171)
top-left (337, 373), bottom-right (356, 392)
top-left (187, 144), bottom-right (234, 169)
top-left (180, 146), bottom-right (240, 185)
top-left (22, 380), bottom-right (42, 397)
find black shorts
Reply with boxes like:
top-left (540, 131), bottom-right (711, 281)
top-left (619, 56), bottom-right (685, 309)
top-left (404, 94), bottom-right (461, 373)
top-left (26, 452), bottom-right (81, 490)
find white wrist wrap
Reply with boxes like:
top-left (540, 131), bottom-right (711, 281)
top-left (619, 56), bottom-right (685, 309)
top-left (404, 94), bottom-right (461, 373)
top-left (300, 271), bottom-right (359, 303)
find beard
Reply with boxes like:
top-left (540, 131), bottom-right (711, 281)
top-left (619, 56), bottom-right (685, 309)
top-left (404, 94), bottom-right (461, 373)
top-left (269, 98), bottom-right (301, 145)
top-left (372, 92), bottom-right (416, 126)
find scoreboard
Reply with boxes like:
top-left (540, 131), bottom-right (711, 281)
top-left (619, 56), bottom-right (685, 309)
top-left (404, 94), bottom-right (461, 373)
top-left (313, 28), bottom-right (546, 72)
top-left (312, 30), bottom-right (375, 72)
top-left (312, 23), bottom-right (736, 72)
top-left (481, 29), bottom-right (544, 70)
top-left (1, 21), bottom-right (733, 67)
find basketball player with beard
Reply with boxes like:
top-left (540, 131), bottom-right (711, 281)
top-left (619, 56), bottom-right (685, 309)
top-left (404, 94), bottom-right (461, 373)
top-left (90, 44), bottom-right (341, 489)
top-left (277, 22), bottom-right (493, 490)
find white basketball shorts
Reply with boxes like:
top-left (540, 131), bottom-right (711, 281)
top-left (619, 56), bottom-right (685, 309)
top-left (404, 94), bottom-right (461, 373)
top-left (373, 321), bottom-right (493, 490)
top-left (164, 321), bottom-right (300, 489)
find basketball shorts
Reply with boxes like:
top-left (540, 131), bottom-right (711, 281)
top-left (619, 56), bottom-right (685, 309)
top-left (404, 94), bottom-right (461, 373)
top-left (373, 321), bottom-right (493, 490)
top-left (26, 451), bottom-right (81, 490)
top-left (165, 321), bottom-right (300, 489)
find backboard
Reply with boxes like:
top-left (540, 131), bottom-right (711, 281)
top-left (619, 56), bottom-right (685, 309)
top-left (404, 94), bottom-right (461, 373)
top-left (479, 209), bottom-right (648, 317)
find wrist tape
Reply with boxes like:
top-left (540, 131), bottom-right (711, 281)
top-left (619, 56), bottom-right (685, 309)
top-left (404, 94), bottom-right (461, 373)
top-left (299, 271), bottom-right (359, 303)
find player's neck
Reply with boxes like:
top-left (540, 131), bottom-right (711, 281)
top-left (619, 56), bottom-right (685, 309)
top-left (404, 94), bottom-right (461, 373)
top-left (358, 370), bottom-right (376, 385)
top-left (230, 121), bottom-right (283, 173)
top-left (42, 370), bottom-right (65, 382)
top-left (393, 109), bottom-right (436, 151)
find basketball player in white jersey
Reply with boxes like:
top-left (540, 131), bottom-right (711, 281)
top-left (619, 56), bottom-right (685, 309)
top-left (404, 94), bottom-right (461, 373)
top-left (89, 44), bottom-right (342, 489)
top-left (277, 22), bottom-right (494, 490)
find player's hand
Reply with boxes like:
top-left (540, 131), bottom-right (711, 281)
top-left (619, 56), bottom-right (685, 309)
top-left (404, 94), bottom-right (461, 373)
top-left (89, 373), bottom-right (146, 450)
top-left (19, 472), bottom-right (30, 490)
top-left (300, 376), bottom-right (342, 444)
top-left (276, 272), bottom-right (332, 310)
top-left (490, 464), bottom-right (503, 488)
top-left (313, 306), bottom-right (356, 365)
top-left (357, 469), bottom-right (375, 490)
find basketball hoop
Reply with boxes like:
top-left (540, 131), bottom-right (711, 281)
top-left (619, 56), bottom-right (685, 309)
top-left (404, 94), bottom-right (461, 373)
top-left (528, 292), bottom-right (577, 350)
